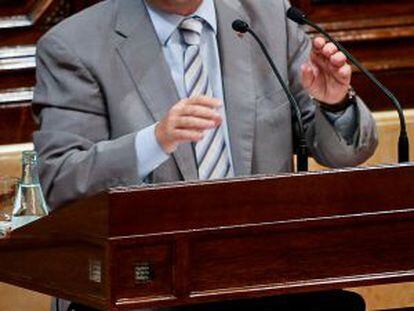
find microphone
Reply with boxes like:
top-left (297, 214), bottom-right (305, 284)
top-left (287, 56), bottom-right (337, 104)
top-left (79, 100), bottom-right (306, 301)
top-left (232, 20), bottom-right (308, 172)
top-left (232, 20), bottom-right (249, 33)
top-left (287, 7), bottom-right (410, 163)
top-left (286, 7), bottom-right (307, 25)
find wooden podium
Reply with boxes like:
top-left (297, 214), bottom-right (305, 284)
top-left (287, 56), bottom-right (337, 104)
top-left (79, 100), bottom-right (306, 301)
top-left (0, 164), bottom-right (413, 311)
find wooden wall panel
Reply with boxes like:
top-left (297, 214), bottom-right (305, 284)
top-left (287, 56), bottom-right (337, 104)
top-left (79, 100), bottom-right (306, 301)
top-left (291, 0), bottom-right (414, 28)
top-left (352, 283), bottom-right (414, 311)
top-left (0, 283), bottom-right (50, 311)
top-left (0, 102), bottom-right (36, 145)
top-left (0, 143), bottom-right (32, 178)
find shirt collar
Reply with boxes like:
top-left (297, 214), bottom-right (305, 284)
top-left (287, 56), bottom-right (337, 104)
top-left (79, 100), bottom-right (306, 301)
top-left (144, 0), bottom-right (217, 46)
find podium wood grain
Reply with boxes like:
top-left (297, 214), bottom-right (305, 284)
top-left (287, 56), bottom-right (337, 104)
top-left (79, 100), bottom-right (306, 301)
top-left (0, 165), bottom-right (413, 310)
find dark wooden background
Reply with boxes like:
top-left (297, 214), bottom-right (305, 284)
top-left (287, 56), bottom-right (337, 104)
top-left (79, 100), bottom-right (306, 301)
top-left (0, 0), bottom-right (413, 145)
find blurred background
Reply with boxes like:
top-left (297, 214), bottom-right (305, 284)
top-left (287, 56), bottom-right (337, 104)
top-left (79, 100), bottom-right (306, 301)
top-left (0, 0), bottom-right (413, 310)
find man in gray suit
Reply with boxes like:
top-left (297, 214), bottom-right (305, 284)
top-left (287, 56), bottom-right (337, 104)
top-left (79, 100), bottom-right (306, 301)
top-left (33, 0), bottom-right (377, 310)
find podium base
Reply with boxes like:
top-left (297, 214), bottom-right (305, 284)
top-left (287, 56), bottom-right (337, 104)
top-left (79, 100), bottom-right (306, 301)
top-left (67, 303), bottom-right (99, 311)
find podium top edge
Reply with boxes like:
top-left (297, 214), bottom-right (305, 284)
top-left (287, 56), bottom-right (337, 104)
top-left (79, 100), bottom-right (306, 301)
top-left (108, 162), bottom-right (414, 194)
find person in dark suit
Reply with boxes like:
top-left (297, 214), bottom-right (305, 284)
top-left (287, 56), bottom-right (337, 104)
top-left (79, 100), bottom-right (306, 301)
top-left (32, 0), bottom-right (377, 310)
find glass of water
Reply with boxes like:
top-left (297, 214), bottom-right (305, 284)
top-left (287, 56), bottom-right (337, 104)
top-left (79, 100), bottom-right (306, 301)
top-left (0, 177), bottom-right (18, 238)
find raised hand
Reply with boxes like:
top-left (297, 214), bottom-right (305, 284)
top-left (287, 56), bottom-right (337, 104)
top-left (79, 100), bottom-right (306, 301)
top-left (155, 96), bottom-right (222, 154)
top-left (301, 37), bottom-right (352, 105)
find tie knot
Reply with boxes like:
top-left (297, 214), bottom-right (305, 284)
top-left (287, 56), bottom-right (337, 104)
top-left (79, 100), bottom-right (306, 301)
top-left (179, 18), bottom-right (203, 46)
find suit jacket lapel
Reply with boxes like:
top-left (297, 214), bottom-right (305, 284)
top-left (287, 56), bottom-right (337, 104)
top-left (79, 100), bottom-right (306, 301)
top-left (215, 0), bottom-right (256, 176)
top-left (114, 0), bottom-right (198, 181)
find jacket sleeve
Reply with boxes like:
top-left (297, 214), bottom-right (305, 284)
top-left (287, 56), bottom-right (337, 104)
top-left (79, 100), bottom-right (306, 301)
top-left (33, 33), bottom-right (140, 209)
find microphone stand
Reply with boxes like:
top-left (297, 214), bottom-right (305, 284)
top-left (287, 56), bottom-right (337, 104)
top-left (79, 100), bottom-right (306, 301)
top-left (232, 20), bottom-right (308, 172)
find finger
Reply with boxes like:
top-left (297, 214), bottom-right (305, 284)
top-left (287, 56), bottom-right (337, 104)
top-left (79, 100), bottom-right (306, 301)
top-left (322, 42), bottom-right (338, 59)
top-left (336, 63), bottom-right (352, 82)
top-left (173, 129), bottom-right (205, 143)
top-left (313, 37), bottom-right (326, 53)
top-left (301, 63), bottom-right (316, 90)
top-left (182, 105), bottom-right (222, 124)
top-left (327, 63), bottom-right (352, 87)
top-left (175, 116), bottom-right (217, 130)
top-left (186, 96), bottom-right (222, 109)
top-left (330, 51), bottom-right (347, 68)
top-left (311, 51), bottom-right (330, 72)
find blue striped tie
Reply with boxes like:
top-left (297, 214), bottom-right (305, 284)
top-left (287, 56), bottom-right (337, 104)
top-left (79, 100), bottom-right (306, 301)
top-left (179, 18), bottom-right (233, 180)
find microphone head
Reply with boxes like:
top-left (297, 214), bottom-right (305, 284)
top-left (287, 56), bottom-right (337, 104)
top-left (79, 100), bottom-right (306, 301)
top-left (232, 19), bottom-right (250, 33)
top-left (286, 7), bottom-right (307, 25)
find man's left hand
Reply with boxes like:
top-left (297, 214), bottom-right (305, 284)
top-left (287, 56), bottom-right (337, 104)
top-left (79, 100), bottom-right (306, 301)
top-left (301, 37), bottom-right (352, 105)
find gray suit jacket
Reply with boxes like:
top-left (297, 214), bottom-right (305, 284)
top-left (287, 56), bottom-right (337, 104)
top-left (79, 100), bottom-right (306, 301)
top-left (33, 0), bottom-right (378, 209)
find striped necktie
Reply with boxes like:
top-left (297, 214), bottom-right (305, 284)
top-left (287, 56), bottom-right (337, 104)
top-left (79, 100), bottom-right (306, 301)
top-left (179, 18), bottom-right (233, 180)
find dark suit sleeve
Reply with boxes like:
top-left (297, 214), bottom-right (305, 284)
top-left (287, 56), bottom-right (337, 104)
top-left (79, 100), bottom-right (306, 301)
top-left (283, 0), bottom-right (378, 167)
top-left (33, 33), bottom-right (140, 209)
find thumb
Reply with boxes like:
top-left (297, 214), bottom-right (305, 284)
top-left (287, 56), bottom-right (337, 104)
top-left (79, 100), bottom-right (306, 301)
top-left (301, 63), bottom-right (317, 90)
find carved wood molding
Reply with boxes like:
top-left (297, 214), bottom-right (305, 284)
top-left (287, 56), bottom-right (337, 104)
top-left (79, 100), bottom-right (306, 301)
top-left (0, 87), bottom-right (34, 105)
top-left (0, 45), bottom-right (36, 72)
top-left (0, 15), bottom-right (31, 29)
top-left (319, 15), bottom-right (414, 33)
top-left (33, 0), bottom-right (72, 30)
top-left (0, 0), bottom-right (74, 30)
top-left (292, 0), bottom-right (414, 44)
top-left (311, 25), bottom-right (414, 43)
top-left (360, 59), bottom-right (414, 73)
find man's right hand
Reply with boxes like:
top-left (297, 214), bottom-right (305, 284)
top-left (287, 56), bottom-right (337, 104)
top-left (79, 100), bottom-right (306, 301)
top-left (155, 96), bottom-right (222, 154)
